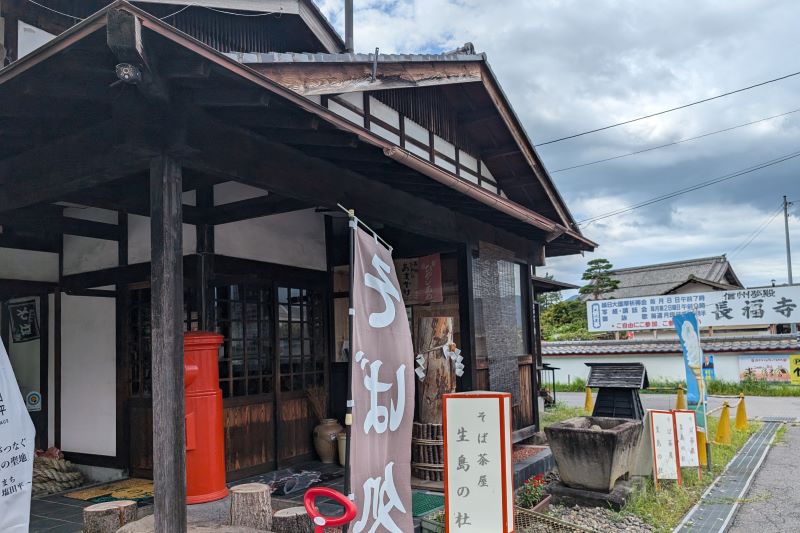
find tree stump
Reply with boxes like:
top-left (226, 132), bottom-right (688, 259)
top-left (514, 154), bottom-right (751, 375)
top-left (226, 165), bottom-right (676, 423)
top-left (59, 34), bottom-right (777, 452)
top-left (83, 500), bottom-right (138, 533)
top-left (417, 317), bottom-right (455, 424)
top-left (273, 506), bottom-right (314, 533)
top-left (230, 483), bottom-right (273, 530)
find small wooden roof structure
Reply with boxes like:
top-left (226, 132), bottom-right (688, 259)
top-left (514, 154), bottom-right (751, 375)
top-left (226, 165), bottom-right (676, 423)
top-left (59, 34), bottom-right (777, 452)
top-left (585, 362), bottom-right (649, 389)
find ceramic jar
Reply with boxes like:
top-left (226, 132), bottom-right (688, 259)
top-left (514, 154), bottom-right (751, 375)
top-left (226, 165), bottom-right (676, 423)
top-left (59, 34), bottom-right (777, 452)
top-left (313, 418), bottom-right (344, 463)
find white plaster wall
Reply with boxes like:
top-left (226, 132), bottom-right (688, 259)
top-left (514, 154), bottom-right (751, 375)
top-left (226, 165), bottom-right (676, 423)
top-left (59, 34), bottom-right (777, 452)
top-left (214, 209), bottom-right (326, 271)
top-left (62, 206), bottom-right (117, 224)
top-left (543, 353), bottom-right (767, 384)
top-left (60, 295), bottom-right (116, 456)
top-left (17, 21), bottom-right (55, 58)
top-left (214, 181), bottom-right (269, 205)
top-left (0, 248), bottom-right (59, 281)
top-left (62, 236), bottom-right (118, 275)
top-left (369, 96), bottom-right (400, 128)
top-left (127, 214), bottom-right (197, 264)
top-left (328, 99), bottom-right (362, 124)
top-left (542, 354), bottom-right (686, 384)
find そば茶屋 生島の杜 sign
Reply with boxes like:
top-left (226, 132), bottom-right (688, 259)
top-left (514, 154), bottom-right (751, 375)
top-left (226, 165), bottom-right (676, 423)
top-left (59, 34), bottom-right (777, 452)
top-left (587, 286), bottom-right (800, 332)
top-left (349, 225), bottom-right (415, 533)
top-left (0, 339), bottom-right (36, 532)
top-left (443, 392), bottom-right (514, 533)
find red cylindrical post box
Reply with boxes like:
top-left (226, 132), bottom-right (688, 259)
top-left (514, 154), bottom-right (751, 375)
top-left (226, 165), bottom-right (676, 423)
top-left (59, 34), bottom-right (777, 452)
top-left (184, 331), bottom-right (228, 504)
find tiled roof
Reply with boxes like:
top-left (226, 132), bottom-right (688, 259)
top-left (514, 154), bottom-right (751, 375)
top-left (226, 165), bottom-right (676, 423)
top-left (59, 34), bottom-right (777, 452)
top-left (589, 255), bottom-right (743, 299)
top-left (542, 335), bottom-right (799, 356)
top-left (226, 50), bottom-right (486, 65)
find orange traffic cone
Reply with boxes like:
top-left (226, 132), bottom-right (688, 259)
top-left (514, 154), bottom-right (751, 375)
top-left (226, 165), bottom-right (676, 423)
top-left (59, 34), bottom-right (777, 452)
top-left (714, 402), bottom-right (732, 445)
top-left (697, 428), bottom-right (708, 467)
top-left (584, 386), bottom-right (594, 413)
top-left (675, 387), bottom-right (687, 410)
top-left (735, 393), bottom-right (748, 431)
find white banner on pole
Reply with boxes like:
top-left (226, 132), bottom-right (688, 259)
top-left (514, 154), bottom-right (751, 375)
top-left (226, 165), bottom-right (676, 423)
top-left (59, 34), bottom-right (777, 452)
top-left (0, 339), bottom-right (36, 532)
top-left (587, 286), bottom-right (800, 332)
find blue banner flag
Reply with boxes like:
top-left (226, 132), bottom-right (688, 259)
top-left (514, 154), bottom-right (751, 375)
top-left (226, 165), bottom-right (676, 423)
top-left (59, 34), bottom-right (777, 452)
top-left (673, 312), bottom-right (708, 432)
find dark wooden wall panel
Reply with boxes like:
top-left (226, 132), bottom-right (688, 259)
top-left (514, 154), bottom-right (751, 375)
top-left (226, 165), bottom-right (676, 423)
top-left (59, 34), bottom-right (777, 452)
top-left (223, 398), bottom-right (276, 476)
top-left (277, 396), bottom-right (315, 464)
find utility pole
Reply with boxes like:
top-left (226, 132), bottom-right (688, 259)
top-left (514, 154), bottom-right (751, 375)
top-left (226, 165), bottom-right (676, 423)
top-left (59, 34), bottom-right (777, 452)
top-left (784, 195), bottom-right (796, 333)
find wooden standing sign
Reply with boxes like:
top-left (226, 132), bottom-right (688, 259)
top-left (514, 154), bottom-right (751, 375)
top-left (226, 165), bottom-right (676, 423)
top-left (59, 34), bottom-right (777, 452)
top-left (673, 410), bottom-right (702, 480)
top-left (649, 410), bottom-right (681, 489)
top-left (443, 392), bottom-right (514, 533)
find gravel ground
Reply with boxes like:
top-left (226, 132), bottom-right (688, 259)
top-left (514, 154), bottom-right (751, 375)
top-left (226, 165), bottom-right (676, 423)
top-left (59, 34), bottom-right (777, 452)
top-left (547, 505), bottom-right (654, 532)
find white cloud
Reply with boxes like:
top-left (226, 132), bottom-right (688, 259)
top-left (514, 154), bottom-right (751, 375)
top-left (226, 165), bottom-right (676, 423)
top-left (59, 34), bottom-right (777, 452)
top-left (314, 0), bottom-right (800, 289)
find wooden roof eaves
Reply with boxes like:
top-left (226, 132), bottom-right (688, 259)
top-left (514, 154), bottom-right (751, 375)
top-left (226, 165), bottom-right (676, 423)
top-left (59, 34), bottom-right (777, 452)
top-left (131, 0), bottom-right (346, 52)
top-left (477, 61), bottom-right (581, 234)
top-left (0, 2), bottom-right (592, 251)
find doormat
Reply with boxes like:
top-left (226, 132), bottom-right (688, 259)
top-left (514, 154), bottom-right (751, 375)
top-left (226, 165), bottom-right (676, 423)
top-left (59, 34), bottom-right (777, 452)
top-left (65, 478), bottom-right (154, 504)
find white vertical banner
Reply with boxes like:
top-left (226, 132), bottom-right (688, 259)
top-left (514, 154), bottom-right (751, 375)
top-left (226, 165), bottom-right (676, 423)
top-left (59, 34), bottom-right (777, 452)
top-left (350, 225), bottom-right (414, 533)
top-left (0, 339), bottom-right (36, 532)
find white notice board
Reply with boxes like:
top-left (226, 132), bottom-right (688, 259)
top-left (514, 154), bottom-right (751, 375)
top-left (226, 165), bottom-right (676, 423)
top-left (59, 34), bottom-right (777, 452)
top-left (443, 392), bottom-right (513, 533)
top-left (649, 410), bottom-right (681, 488)
top-left (673, 410), bottom-right (701, 470)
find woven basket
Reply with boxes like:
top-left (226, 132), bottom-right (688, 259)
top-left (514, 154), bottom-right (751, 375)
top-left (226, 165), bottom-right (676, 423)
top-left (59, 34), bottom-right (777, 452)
top-left (412, 422), bottom-right (444, 481)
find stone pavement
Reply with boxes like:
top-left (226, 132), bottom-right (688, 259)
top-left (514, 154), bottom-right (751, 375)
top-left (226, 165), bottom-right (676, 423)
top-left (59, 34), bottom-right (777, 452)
top-left (558, 392), bottom-right (800, 419)
top-left (727, 424), bottom-right (800, 533)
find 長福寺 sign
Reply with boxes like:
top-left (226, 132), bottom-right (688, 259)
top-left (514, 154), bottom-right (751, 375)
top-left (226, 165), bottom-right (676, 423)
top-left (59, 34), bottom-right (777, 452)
top-left (587, 286), bottom-right (800, 332)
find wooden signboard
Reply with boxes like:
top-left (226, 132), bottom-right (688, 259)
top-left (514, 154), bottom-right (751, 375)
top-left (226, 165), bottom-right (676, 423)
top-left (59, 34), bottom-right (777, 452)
top-left (443, 392), bottom-right (514, 533)
top-left (673, 410), bottom-right (702, 478)
top-left (649, 410), bottom-right (681, 489)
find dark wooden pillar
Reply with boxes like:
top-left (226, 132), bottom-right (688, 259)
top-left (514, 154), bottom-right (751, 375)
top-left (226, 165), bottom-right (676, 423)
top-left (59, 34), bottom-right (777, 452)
top-left (457, 242), bottom-right (477, 392)
top-left (149, 155), bottom-right (187, 533)
top-left (195, 186), bottom-right (215, 332)
top-left (527, 264), bottom-right (541, 431)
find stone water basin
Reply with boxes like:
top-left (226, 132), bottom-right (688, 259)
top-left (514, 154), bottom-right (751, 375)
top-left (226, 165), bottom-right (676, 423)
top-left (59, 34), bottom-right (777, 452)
top-left (544, 416), bottom-right (642, 493)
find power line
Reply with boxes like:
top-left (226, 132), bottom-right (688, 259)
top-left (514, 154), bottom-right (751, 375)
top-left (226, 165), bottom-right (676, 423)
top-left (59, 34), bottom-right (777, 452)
top-left (578, 150), bottom-right (800, 225)
top-left (551, 108), bottom-right (800, 173)
top-left (536, 70), bottom-right (800, 147)
top-left (729, 202), bottom-right (784, 258)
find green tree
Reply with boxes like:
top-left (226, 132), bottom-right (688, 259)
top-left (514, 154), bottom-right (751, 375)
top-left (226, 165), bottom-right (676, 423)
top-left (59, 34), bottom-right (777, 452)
top-left (579, 258), bottom-right (619, 300)
top-left (540, 300), bottom-right (594, 341)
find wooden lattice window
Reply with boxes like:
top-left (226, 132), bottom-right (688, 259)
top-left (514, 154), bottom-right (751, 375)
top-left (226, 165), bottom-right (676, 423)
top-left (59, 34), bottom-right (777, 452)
top-left (214, 284), bottom-right (274, 399)
top-left (278, 287), bottom-right (325, 392)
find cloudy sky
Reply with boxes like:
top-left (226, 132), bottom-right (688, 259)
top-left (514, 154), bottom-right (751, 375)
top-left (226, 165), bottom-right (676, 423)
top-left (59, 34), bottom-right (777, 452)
top-left (314, 0), bottom-right (800, 290)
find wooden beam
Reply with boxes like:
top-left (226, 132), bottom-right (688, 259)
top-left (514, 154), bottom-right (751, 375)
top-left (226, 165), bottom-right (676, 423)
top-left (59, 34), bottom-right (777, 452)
top-left (255, 129), bottom-right (358, 148)
top-left (149, 155), bottom-right (187, 533)
top-left (482, 144), bottom-right (519, 161)
top-left (0, 211), bottom-right (123, 241)
top-left (190, 88), bottom-right (271, 107)
top-left (249, 61), bottom-right (482, 96)
top-left (0, 121), bottom-right (153, 212)
top-left (181, 111), bottom-right (538, 254)
top-left (214, 108), bottom-right (320, 131)
top-left (107, 8), bottom-right (170, 101)
top-left (458, 108), bottom-right (497, 124)
top-left (202, 194), bottom-right (310, 225)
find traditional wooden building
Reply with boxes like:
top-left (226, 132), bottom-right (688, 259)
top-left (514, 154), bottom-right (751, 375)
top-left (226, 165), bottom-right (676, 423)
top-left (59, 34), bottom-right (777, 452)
top-left (0, 0), bottom-right (594, 527)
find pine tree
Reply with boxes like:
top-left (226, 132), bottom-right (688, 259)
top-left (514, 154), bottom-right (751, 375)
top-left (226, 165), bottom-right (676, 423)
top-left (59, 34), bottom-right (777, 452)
top-left (579, 258), bottom-right (619, 300)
